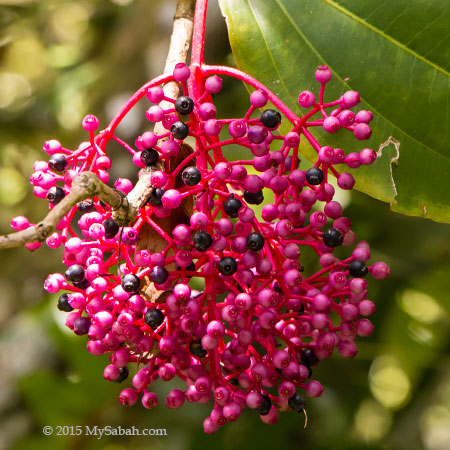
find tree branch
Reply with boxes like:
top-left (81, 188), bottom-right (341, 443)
top-left (0, 172), bottom-right (128, 249)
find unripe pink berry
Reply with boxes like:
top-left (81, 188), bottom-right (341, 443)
top-left (146, 86), bottom-right (164, 103)
top-left (353, 123), bottom-right (372, 140)
top-left (173, 63), bottom-right (190, 81)
top-left (323, 116), bottom-right (340, 133)
top-left (204, 75), bottom-right (222, 93)
top-left (114, 178), bottom-right (133, 194)
top-left (298, 90), bottom-right (316, 107)
top-left (370, 261), bottom-right (390, 279)
top-left (315, 65), bottom-right (332, 83)
top-left (82, 114), bottom-right (99, 132)
top-left (341, 90), bottom-right (360, 108)
top-left (306, 380), bottom-right (324, 397)
top-left (250, 89), bottom-right (268, 107)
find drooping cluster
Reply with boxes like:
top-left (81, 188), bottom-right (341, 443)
top-left (12, 62), bottom-right (389, 433)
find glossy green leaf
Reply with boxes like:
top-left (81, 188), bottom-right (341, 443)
top-left (219, 0), bottom-right (450, 222)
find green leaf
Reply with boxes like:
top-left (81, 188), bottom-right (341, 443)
top-left (219, 0), bottom-right (450, 222)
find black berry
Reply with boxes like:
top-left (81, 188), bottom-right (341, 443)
top-left (348, 260), bottom-right (368, 278)
top-left (300, 348), bottom-right (319, 366)
top-left (73, 316), bottom-right (91, 336)
top-left (193, 231), bottom-right (212, 251)
top-left (150, 266), bottom-right (169, 284)
top-left (77, 199), bottom-right (94, 212)
top-left (322, 228), bottom-right (343, 248)
top-left (57, 293), bottom-right (73, 312)
top-left (171, 121), bottom-right (189, 140)
top-left (256, 394), bottom-right (272, 415)
top-left (182, 167), bottom-right (201, 186)
top-left (148, 188), bottom-right (165, 206)
top-left (189, 340), bottom-right (207, 358)
top-left (175, 96), bottom-right (195, 115)
top-left (223, 194), bottom-right (242, 218)
top-left (121, 274), bottom-right (140, 293)
top-left (305, 167), bottom-right (324, 185)
top-left (218, 257), bottom-right (238, 276)
top-left (244, 190), bottom-right (264, 205)
top-left (144, 308), bottom-right (165, 330)
top-left (260, 109), bottom-right (281, 128)
top-left (73, 279), bottom-right (90, 290)
top-left (47, 186), bottom-right (65, 205)
top-left (140, 148), bottom-right (159, 166)
top-left (48, 153), bottom-right (68, 172)
top-left (65, 264), bottom-right (85, 282)
top-left (115, 366), bottom-right (129, 383)
top-left (288, 393), bottom-right (306, 412)
top-left (102, 218), bottom-right (120, 239)
top-left (246, 232), bottom-right (265, 252)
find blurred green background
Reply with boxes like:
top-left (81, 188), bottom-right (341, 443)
top-left (0, 1), bottom-right (449, 449)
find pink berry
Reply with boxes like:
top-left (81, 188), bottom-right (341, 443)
top-left (298, 90), bottom-right (316, 107)
top-left (353, 123), bottom-right (372, 140)
top-left (173, 63), bottom-right (190, 82)
top-left (341, 90), bottom-right (360, 108)
top-left (82, 114), bottom-right (99, 132)
top-left (315, 65), bottom-right (332, 83)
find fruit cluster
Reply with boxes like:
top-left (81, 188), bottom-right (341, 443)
top-left (11, 62), bottom-right (389, 433)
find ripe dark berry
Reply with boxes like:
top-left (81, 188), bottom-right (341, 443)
top-left (140, 148), bottom-right (159, 166)
top-left (300, 348), bottom-right (319, 366)
top-left (148, 188), bottom-right (165, 206)
top-left (47, 186), bottom-right (65, 205)
top-left (185, 262), bottom-right (196, 272)
top-left (189, 340), bottom-right (207, 358)
top-left (256, 394), bottom-right (272, 415)
top-left (322, 228), bottom-right (343, 247)
top-left (48, 153), bottom-right (68, 172)
top-left (65, 264), bottom-right (85, 282)
top-left (218, 257), bottom-right (238, 276)
top-left (244, 190), bottom-right (264, 205)
top-left (115, 366), bottom-right (129, 383)
top-left (57, 293), bottom-right (73, 312)
top-left (102, 218), bottom-right (120, 239)
top-left (260, 109), bottom-right (281, 128)
top-left (73, 316), bottom-right (91, 335)
top-left (223, 194), bottom-right (242, 218)
top-left (288, 393), bottom-right (306, 412)
top-left (193, 231), bottom-right (212, 251)
top-left (73, 279), bottom-right (90, 290)
top-left (144, 308), bottom-right (165, 330)
top-left (121, 274), bottom-right (140, 293)
top-left (77, 199), bottom-right (94, 212)
top-left (348, 259), bottom-right (368, 278)
top-left (182, 167), bottom-right (201, 186)
top-left (175, 96), bottom-right (195, 115)
top-left (171, 121), bottom-right (189, 140)
top-left (246, 232), bottom-right (265, 252)
top-left (305, 167), bottom-right (324, 185)
top-left (150, 266), bottom-right (169, 284)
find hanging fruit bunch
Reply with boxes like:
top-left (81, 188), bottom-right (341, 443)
top-left (3, 0), bottom-right (389, 434)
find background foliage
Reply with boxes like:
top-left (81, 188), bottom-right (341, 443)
top-left (0, 1), bottom-right (449, 449)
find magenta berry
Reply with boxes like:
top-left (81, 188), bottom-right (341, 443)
top-left (204, 75), bottom-right (222, 93)
top-left (82, 114), bottom-right (99, 132)
top-left (315, 65), bottom-right (332, 83)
